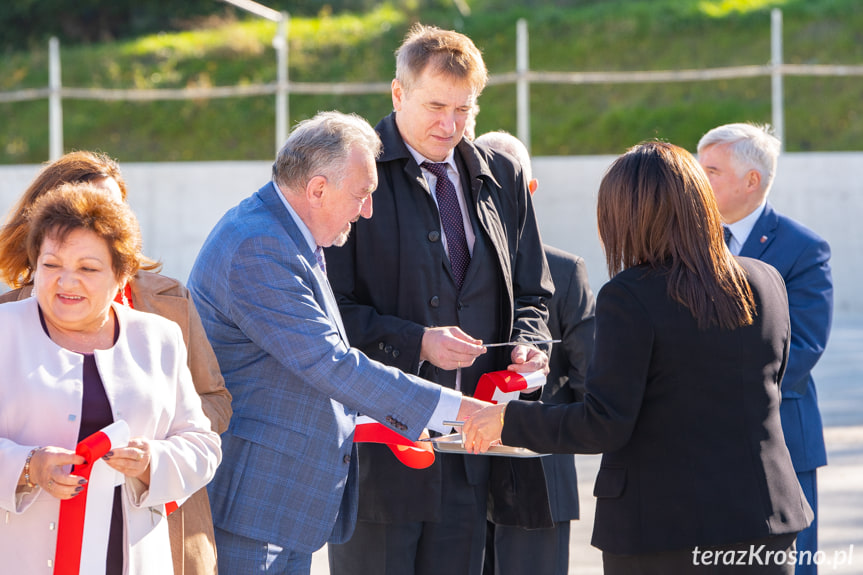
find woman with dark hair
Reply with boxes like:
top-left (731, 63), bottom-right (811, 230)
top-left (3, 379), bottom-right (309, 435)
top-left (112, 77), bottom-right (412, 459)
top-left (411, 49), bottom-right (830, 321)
top-left (0, 151), bottom-right (230, 574)
top-left (0, 183), bottom-right (221, 574)
top-left (464, 142), bottom-right (812, 574)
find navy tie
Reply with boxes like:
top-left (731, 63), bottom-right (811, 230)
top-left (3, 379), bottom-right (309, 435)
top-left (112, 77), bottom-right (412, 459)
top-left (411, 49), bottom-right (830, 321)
top-left (722, 226), bottom-right (733, 248)
top-left (422, 162), bottom-right (470, 289)
top-left (315, 246), bottom-right (327, 276)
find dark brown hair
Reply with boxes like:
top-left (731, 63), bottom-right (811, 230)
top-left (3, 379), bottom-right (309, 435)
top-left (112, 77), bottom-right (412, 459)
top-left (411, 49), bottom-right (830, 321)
top-left (597, 141), bottom-right (755, 330)
top-left (0, 151), bottom-right (157, 288)
top-left (26, 182), bottom-right (144, 282)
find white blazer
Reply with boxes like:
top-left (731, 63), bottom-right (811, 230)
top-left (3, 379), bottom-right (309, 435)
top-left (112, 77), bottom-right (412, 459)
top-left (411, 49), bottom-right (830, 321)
top-left (0, 297), bottom-right (222, 574)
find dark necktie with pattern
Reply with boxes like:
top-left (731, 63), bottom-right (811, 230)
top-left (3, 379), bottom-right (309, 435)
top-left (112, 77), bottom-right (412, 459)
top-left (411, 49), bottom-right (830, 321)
top-left (722, 225), bottom-right (733, 248)
top-left (422, 161), bottom-right (470, 289)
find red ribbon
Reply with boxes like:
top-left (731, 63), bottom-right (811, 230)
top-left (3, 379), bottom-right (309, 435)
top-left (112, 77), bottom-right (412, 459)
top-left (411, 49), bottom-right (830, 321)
top-left (474, 370), bottom-right (545, 404)
top-left (475, 371), bottom-right (526, 403)
top-left (353, 417), bottom-right (435, 469)
top-left (352, 370), bottom-right (544, 467)
top-left (54, 427), bottom-right (122, 575)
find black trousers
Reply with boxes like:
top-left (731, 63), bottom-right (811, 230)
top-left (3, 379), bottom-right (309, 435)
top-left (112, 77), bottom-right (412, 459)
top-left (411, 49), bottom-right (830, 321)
top-left (483, 519), bottom-right (571, 575)
top-left (329, 453), bottom-right (489, 575)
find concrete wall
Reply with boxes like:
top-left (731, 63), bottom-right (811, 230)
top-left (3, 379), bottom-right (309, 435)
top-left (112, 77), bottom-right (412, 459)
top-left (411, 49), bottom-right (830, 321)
top-left (2, 153), bottom-right (861, 316)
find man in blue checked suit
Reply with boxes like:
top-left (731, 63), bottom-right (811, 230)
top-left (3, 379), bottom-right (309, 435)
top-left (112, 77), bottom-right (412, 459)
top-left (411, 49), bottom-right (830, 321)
top-left (188, 111), bottom-right (489, 574)
top-left (699, 123), bottom-right (833, 575)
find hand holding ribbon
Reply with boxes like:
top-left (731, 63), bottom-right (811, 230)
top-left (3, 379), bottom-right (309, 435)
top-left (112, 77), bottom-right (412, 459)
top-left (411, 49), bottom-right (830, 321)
top-left (26, 447), bottom-right (87, 501)
top-left (102, 436), bottom-right (152, 486)
top-left (54, 420), bottom-right (129, 575)
top-left (508, 345), bottom-right (549, 377)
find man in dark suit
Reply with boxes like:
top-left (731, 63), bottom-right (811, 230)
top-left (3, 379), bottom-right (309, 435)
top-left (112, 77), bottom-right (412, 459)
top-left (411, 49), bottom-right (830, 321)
top-left (698, 123), bottom-right (833, 575)
top-left (325, 25), bottom-right (554, 575)
top-left (188, 112), bottom-right (488, 574)
top-left (474, 130), bottom-right (596, 575)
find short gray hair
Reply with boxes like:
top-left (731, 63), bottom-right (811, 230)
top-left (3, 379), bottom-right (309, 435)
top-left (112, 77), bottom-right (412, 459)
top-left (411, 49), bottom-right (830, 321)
top-left (475, 130), bottom-right (532, 182)
top-left (272, 111), bottom-right (382, 192)
top-left (697, 123), bottom-right (781, 194)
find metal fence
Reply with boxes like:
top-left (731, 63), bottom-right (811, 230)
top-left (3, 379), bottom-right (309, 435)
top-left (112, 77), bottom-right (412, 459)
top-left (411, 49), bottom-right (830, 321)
top-left (2, 8), bottom-right (862, 158)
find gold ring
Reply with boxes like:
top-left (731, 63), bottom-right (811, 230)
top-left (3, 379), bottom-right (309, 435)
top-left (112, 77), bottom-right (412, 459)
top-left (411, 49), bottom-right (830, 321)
top-left (47, 479), bottom-right (54, 487)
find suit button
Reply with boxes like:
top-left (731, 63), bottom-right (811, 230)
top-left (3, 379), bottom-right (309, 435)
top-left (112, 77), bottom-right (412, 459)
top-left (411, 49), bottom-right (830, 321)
top-left (386, 416), bottom-right (394, 424)
top-left (343, 454), bottom-right (351, 464)
top-left (399, 424), bottom-right (408, 431)
top-left (457, 301), bottom-right (463, 310)
top-left (384, 345), bottom-right (393, 354)
top-left (378, 342), bottom-right (385, 350)
top-left (428, 230), bottom-right (440, 242)
top-left (429, 296), bottom-right (439, 308)
top-left (392, 349), bottom-right (400, 358)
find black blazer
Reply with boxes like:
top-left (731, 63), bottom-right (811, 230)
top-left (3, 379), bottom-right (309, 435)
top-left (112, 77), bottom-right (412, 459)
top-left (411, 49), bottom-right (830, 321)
top-left (502, 257), bottom-right (813, 555)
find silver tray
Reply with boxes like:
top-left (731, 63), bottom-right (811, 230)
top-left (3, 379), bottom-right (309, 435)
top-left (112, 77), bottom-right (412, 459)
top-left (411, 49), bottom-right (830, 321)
top-left (423, 434), bottom-right (547, 458)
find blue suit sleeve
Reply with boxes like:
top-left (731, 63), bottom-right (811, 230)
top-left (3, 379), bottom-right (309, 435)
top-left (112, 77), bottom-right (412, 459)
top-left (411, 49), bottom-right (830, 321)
top-left (781, 237), bottom-right (833, 397)
top-left (223, 235), bottom-right (445, 440)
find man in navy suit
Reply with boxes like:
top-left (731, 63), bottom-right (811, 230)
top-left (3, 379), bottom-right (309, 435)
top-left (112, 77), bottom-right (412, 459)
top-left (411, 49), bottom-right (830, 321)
top-left (698, 123), bottom-right (833, 574)
top-left (188, 111), bottom-right (488, 574)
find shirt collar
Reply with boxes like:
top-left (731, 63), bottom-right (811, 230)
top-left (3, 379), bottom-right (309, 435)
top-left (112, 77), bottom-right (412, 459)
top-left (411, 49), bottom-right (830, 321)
top-left (406, 143), bottom-right (457, 175)
top-left (273, 180), bottom-right (317, 253)
top-left (727, 200), bottom-right (767, 249)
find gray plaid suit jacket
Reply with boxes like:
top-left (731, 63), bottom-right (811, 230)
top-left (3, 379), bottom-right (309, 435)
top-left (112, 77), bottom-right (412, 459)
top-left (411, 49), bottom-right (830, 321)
top-left (188, 182), bottom-right (446, 554)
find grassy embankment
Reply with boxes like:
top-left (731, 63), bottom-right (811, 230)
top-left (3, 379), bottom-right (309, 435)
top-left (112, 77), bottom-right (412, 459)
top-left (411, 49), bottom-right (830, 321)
top-left (1, 0), bottom-right (861, 164)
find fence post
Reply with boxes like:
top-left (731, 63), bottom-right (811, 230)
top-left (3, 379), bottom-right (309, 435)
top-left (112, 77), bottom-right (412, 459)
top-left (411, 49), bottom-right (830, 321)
top-left (516, 19), bottom-right (530, 152)
top-left (49, 36), bottom-right (64, 161)
top-left (771, 8), bottom-right (784, 151)
top-left (275, 12), bottom-right (289, 154)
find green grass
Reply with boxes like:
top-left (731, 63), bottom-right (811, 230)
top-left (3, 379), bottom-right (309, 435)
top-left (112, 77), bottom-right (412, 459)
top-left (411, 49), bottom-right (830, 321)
top-left (1, 0), bottom-right (861, 163)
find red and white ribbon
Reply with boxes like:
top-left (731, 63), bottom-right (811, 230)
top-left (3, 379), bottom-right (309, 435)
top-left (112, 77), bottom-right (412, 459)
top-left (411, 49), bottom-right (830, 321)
top-left (54, 420), bottom-right (129, 575)
top-left (353, 416), bottom-right (435, 469)
top-left (474, 370), bottom-right (546, 404)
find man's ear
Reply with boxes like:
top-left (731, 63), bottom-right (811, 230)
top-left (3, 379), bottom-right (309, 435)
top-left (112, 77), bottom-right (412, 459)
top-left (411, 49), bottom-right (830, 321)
top-left (306, 175), bottom-right (327, 208)
top-left (528, 179), bottom-right (538, 195)
top-left (392, 79), bottom-right (403, 111)
top-left (745, 169), bottom-right (762, 194)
